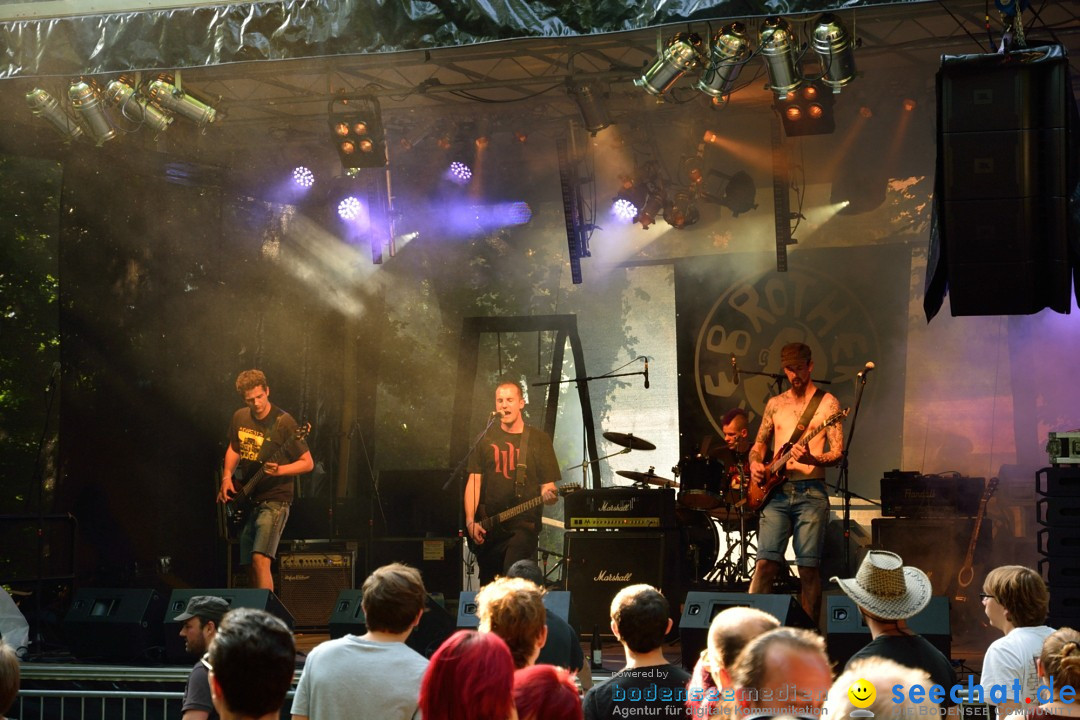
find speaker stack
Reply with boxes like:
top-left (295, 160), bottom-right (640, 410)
top-left (937, 44), bottom-right (1071, 316)
top-left (62, 588), bottom-right (165, 662)
top-left (1037, 466), bottom-right (1080, 628)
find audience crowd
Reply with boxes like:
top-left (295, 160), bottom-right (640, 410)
top-left (0, 556), bottom-right (1068, 720)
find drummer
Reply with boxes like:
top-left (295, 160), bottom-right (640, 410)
top-left (720, 408), bottom-right (752, 492)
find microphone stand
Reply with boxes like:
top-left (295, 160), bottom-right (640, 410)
top-left (835, 368), bottom-right (872, 577)
top-left (445, 411), bottom-right (502, 591)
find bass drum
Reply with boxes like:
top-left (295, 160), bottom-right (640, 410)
top-left (677, 457), bottom-right (725, 510)
top-left (676, 509), bottom-right (724, 582)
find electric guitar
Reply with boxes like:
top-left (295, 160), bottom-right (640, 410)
top-left (743, 408), bottom-right (850, 512)
top-left (467, 483), bottom-right (580, 553)
top-left (224, 422), bottom-right (311, 528)
top-left (955, 476), bottom-right (998, 600)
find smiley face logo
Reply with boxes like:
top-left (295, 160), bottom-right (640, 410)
top-left (848, 678), bottom-right (876, 709)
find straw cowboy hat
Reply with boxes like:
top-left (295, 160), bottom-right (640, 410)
top-left (831, 550), bottom-right (932, 620)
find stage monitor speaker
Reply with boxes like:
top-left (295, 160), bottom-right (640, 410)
top-left (456, 590), bottom-right (574, 629)
top-left (278, 551), bottom-right (355, 630)
top-left (329, 590), bottom-right (455, 658)
top-left (825, 594), bottom-right (951, 667)
top-left (162, 588), bottom-right (295, 663)
top-left (564, 531), bottom-right (667, 638)
top-left (369, 537), bottom-right (462, 597)
top-left (678, 592), bottom-right (815, 670)
top-left (938, 46), bottom-right (1071, 316)
top-left (373, 469), bottom-right (457, 537)
top-left (63, 588), bottom-right (165, 662)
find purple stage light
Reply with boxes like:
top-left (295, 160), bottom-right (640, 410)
top-left (292, 166), bottom-right (315, 188)
top-left (612, 198), bottom-right (638, 222)
top-left (448, 161), bottom-right (472, 184)
top-left (338, 196), bottom-right (362, 221)
top-left (507, 202), bottom-right (532, 225)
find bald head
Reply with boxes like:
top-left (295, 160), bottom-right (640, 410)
top-left (732, 627), bottom-right (832, 713)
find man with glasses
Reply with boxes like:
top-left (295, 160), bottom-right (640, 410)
top-left (175, 595), bottom-right (229, 720)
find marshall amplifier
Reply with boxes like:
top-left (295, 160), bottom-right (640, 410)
top-left (564, 531), bottom-right (670, 637)
top-left (880, 472), bottom-right (984, 518)
top-left (564, 487), bottom-right (677, 529)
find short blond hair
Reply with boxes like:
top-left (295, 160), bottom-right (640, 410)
top-left (476, 577), bottom-right (546, 669)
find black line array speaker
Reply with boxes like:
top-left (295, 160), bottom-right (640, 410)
top-left (278, 551), bottom-right (355, 630)
top-left (564, 531), bottom-right (668, 638)
top-left (369, 537), bottom-right (462, 597)
top-left (456, 590), bottom-right (574, 628)
top-left (1037, 467), bottom-right (1080, 627)
top-left (938, 45), bottom-right (1071, 316)
top-left (63, 588), bottom-right (165, 662)
top-left (328, 589), bottom-right (455, 657)
top-left (677, 592), bottom-right (816, 670)
top-left (162, 588), bottom-right (295, 663)
top-left (825, 594), bottom-right (951, 668)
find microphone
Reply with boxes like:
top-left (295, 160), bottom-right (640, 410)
top-left (731, 354), bottom-right (740, 385)
top-left (644, 358), bottom-right (650, 389)
top-left (491, 410), bottom-right (501, 419)
top-left (857, 361), bottom-right (875, 378)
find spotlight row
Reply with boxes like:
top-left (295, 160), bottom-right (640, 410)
top-left (26, 75), bottom-right (218, 145)
top-left (636, 13), bottom-right (856, 101)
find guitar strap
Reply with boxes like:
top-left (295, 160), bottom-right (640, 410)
top-left (786, 388), bottom-right (823, 450)
top-left (514, 425), bottom-right (531, 500)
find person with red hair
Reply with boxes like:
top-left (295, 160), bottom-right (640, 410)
top-left (419, 630), bottom-right (518, 720)
top-left (514, 665), bottom-right (582, 720)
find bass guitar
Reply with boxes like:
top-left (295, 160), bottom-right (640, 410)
top-left (224, 422), bottom-right (311, 528)
top-left (468, 483), bottom-right (580, 552)
top-left (955, 476), bottom-right (998, 601)
top-left (743, 408), bottom-right (849, 512)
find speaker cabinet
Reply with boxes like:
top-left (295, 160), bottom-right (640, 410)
top-left (328, 589), bottom-right (454, 657)
top-left (63, 588), bottom-right (165, 662)
top-left (826, 594), bottom-right (951, 667)
top-left (677, 592), bottom-right (815, 670)
top-left (162, 588), bottom-right (294, 662)
top-left (456, 590), bottom-right (574, 629)
top-left (564, 531), bottom-right (667, 637)
top-left (278, 551), bottom-right (355, 630)
top-left (938, 46), bottom-right (1071, 316)
top-left (369, 537), bottom-right (462, 597)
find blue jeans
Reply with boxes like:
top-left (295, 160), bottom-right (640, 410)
top-left (756, 480), bottom-right (828, 567)
top-left (239, 501), bottom-right (290, 564)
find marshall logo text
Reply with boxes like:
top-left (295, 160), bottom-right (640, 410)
top-left (594, 570), bottom-right (633, 582)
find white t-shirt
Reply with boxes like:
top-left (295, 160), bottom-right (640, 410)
top-left (981, 625), bottom-right (1055, 705)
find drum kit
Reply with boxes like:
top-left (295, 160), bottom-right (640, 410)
top-left (603, 430), bottom-right (758, 587)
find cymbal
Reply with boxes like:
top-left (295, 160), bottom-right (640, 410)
top-left (603, 431), bottom-right (656, 451)
top-left (616, 470), bottom-right (678, 488)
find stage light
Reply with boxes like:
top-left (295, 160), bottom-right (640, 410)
top-left (696, 22), bottom-right (752, 99)
top-left (448, 161), bottom-right (472, 184)
top-left (859, 105), bottom-right (873, 119)
top-left (26, 88), bottom-right (83, 142)
top-left (776, 79), bottom-right (835, 136)
top-left (147, 75), bottom-right (216, 127)
top-left (475, 136), bottom-right (489, 150)
top-left (811, 13), bottom-right (857, 92)
top-left (106, 77), bottom-right (172, 133)
top-left (328, 96), bottom-right (387, 169)
top-left (903, 98), bottom-right (917, 112)
top-left (514, 131), bottom-right (528, 143)
top-left (635, 32), bottom-right (703, 97)
top-left (338, 196), bottom-right (362, 221)
top-left (720, 170), bottom-right (758, 217)
top-left (569, 81), bottom-right (611, 134)
top-left (665, 190), bottom-right (700, 229)
top-left (759, 17), bottom-right (801, 98)
top-left (612, 198), bottom-right (638, 222)
top-left (69, 79), bottom-right (115, 146)
top-left (636, 191), bottom-right (665, 229)
top-left (292, 166), bottom-right (315, 188)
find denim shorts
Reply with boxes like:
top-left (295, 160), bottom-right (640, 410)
top-left (756, 480), bottom-right (829, 567)
top-left (239, 500), bottom-right (290, 564)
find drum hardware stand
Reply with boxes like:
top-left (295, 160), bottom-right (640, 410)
top-left (538, 547), bottom-right (567, 586)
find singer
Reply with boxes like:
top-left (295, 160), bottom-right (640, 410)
top-left (747, 343), bottom-right (844, 624)
top-left (464, 380), bottom-right (561, 583)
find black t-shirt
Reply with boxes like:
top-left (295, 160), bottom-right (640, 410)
top-left (227, 406), bottom-right (309, 502)
top-left (466, 425), bottom-right (560, 521)
top-left (846, 634), bottom-right (958, 707)
top-left (583, 663), bottom-right (692, 720)
top-left (536, 608), bottom-right (584, 672)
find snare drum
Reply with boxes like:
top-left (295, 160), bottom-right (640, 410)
top-left (677, 456), bottom-right (724, 510)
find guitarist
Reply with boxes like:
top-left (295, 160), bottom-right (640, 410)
top-left (218, 369), bottom-right (313, 592)
top-left (747, 343), bottom-right (843, 625)
top-left (464, 380), bottom-right (560, 583)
